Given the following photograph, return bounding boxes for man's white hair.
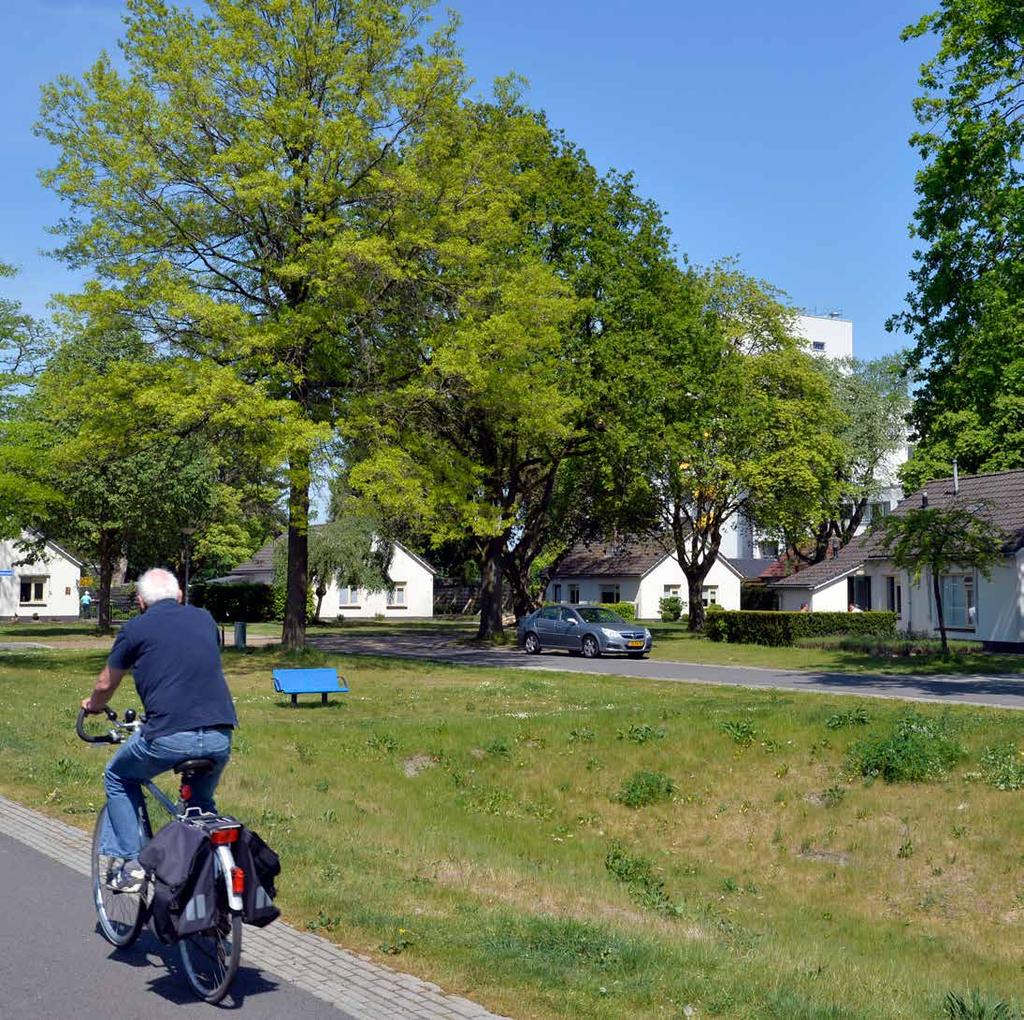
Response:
[136,568,181,607]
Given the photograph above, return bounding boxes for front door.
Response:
[534,606,560,645]
[556,608,581,650]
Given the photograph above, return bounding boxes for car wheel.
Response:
[524,633,541,655]
[581,636,600,659]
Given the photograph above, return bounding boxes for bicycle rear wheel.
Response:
[91,805,146,948]
[179,912,242,1004]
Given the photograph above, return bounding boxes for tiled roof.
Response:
[769,534,872,590]
[730,557,784,580]
[554,537,675,577]
[770,468,1024,590]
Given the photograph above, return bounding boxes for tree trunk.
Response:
[282,453,311,650]
[685,571,706,632]
[477,538,505,640]
[314,582,326,622]
[931,563,948,656]
[506,562,539,621]
[97,529,117,634]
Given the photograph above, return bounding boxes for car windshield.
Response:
[576,607,626,624]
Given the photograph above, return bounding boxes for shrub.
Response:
[826,707,871,730]
[705,610,898,647]
[658,595,682,622]
[848,711,965,783]
[191,581,276,622]
[599,601,636,621]
[614,770,675,808]
[979,744,1024,791]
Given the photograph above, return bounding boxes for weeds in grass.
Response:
[604,843,679,916]
[826,707,871,730]
[943,989,1019,1019]
[484,738,511,758]
[721,719,757,746]
[978,744,1024,791]
[614,770,675,808]
[379,927,414,955]
[568,727,595,744]
[897,839,914,859]
[617,723,666,744]
[821,785,846,808]
[849,711,965,782]
[366,732,399,753]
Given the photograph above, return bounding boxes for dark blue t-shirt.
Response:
[108,599,238,740]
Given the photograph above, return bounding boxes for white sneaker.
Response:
[108,859,146,893]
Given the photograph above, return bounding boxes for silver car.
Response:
[517,604,652,659]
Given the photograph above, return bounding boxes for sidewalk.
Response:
[0,794,508,1020]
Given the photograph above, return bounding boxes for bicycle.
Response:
[76,706,244,1003]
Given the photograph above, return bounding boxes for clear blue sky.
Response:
[2,0,932,359]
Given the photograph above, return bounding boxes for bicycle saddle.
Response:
[173,757,216,777]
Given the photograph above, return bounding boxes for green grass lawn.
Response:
[2,645,1024,1018]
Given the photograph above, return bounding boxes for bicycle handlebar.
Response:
[76,706,120,744]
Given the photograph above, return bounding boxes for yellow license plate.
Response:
[627,640,644,648]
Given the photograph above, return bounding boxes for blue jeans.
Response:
[101,727,232,858]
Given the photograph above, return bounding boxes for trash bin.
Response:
[233,621,247,650]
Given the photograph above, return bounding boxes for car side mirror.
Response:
[567,618,578,626]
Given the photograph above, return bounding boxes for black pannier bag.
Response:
[139,821,217,944]
[234,827,281,927]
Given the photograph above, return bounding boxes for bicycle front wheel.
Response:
[179,912,242,1004]
[91,805,146,948]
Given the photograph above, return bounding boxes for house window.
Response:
[869,501,890,522]
[338,586,361,607]
[885,576,902,618]
[847,575,871,610]
[552,583,562,603]
[388,582,407,608]
[568,584,580,605]
[663,584,680,598]
[940,574,975,629]
[19,577,46,605]
[812,340,826,352]
[701,586,718,606]
[757,540,779,559]
[600,584,620,604]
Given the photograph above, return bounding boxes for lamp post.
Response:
[182,527,197,604]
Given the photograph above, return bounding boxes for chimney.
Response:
[922,490,929,508]
[953,458,959,494]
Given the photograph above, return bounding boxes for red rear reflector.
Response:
[180,784,192,801]
[231,866,245,894]
[211,827,239,845]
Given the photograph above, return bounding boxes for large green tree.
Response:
[37,0,474,647]
[891,2,1024,476]
[8,313,293,630]
[347,118,674,636]
[785,355,910,564]
[639,263,845,631]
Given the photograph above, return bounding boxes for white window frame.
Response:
[884,575,902,618]
[701,585,719,607]
[552,583,562,603]
[338,585,362,608]
[388,582,408,609]
[599,583,620,604]
[663,584,680,598]
[568,583,580,605]
[19,576,47,605]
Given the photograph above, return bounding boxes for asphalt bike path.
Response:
[311,633,1024,711]
[0,796,506,1020]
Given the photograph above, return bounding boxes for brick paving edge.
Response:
[0,793,510,1020]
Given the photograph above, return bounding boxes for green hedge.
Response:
[658,596,683,622]
[705,610,898,647]
[600,601,637,621]
[190,582,276,622]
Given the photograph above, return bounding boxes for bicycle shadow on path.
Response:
[102,926,280,1008]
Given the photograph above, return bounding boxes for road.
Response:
[311,632,1024,710]
[0,830,351,1020]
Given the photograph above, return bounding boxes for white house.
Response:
[769,469,1024,651]
[546,538,742,619]
[226,535,436,619]
[0,532,84,620]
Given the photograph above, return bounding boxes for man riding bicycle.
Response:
[81,568,237,893]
